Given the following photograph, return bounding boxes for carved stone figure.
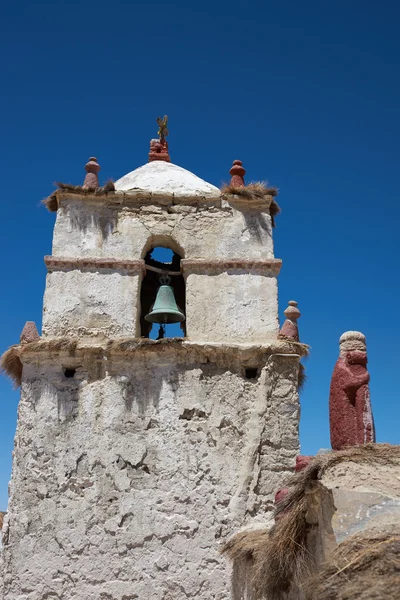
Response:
[329,331,375,450]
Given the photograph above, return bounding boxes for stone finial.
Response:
[148,139,171,163]
[229,160,246,187]
[20,321,40,344]
[295,455,312,472]
[83,157,101,189]
[279,300,301,342]
[329,331,375,450]
[274,487,289,520]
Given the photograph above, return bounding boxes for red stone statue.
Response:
[329,331,375,450]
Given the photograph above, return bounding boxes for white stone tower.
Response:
[1,131,307,599]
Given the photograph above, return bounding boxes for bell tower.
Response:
[1,125,307,599]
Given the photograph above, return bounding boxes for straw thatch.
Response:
[223,492,312,599]
[221,182,281,227]
[43,191,58,212]
[307,526,400,600]
[43,180,116,212]
[298,362,306,392]
[222,444,400,600]
[1,345,23,388]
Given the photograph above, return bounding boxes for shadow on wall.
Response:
[68,203,118,240]
[121,369,181,414]
[243,212,271,245]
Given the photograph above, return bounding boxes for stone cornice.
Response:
[181,258,282,276]
[44,256,282,276]
[56,189,222,208]
[17,337,309,367]
[44,256,145,274]
[221,194,273,210]
[48,189,274,215]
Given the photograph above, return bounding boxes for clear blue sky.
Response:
[1,1,399,509]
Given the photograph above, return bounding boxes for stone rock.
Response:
[321,457,400,543]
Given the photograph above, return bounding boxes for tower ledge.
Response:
[2,337,309,386]
[44,256,282,277]
[43,184,277,213]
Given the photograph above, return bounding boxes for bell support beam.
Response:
[44,256,146,275]
[181,258,282,276]
[45,257,282,277]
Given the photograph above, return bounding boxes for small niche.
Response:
[64,368,76,379]
[245,368,259,380]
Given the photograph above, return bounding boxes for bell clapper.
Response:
[157,324,166,340]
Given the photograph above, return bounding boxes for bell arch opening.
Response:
[140,246,186,339]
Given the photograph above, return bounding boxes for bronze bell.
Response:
[145,275,185,324]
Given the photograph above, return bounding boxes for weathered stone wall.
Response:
[51,198,275,261]
[1,351,300,600]
[42,196,280,343]
[186,273,279,343]
[42,270,140,338]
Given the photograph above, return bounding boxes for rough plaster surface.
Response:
[1,353,300,600]
[41,268,279,343]
[186,273,279,344]
[51,199,275,261]
[43,196,278,341]
[114,161,221,198]
[321,459,400,542]
[42,271,140,338]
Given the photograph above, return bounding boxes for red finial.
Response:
[279,300,301,342]
[295,455,312,472]
[229,160,246,187]
[20,321,40,344]
[83,157,100,189]
[149,116,171,162]
[148,139,171,163]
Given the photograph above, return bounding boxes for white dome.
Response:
[115,161,220,198]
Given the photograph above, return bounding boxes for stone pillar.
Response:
[329,331,375,450]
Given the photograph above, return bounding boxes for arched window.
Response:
[140,246,186,339]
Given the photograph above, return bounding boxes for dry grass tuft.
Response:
[1,346,23,388]
[307,526,400,600]
[269,199,280,228]
[0,511,5,530]
[42,192,58,212]
[221,182,279,198]
[222,444,400,600]
[102,179,116,193]
[56,181,116,195]
[221,182,281,227]
[43,181,116,212]
[223,498,312,599]
[298,362,306,392]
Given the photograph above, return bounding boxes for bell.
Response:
[145,275,185,324]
